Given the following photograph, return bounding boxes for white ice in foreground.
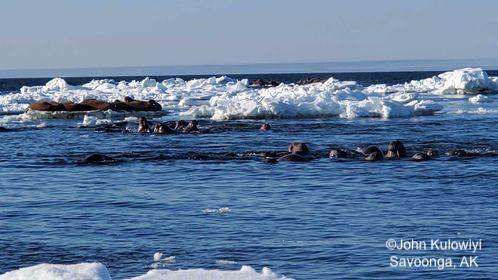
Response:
[0,263,292,280]
[126,266,292,280]
[0,67,495,119]
[0,263,111,280]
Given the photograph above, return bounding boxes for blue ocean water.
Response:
[0,71,497,279]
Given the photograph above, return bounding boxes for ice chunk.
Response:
[469,94,488,104]
[0,263,111,280]
[126,265,293,280]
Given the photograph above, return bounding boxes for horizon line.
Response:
[1,58,498,79]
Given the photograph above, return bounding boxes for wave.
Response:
[0,262,292,280]
[0,68,496,120]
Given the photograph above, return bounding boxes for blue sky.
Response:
[0,0,497,71]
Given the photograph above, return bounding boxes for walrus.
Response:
[127,100,162,111]
[174,120,188,131]
[278,142,312,162]
[79,99,114,111]
[183,120,199,133]
[447,149,472,157]
[62,102,97,112]
[78,154,116,163]
[252,80,279,87]
[153,123,174,134]
[361,146,384,161]
[297,77,325,85]
[138,117,150,133]
[426,148,439,157]
[329,149,349,159]
[260,123,271,131]
[28,101,66,111]
[412,152,431,161]
[385,140,406,159]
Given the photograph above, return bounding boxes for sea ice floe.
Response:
[0,262,111,280]
[127,265,292,280]
[0,68,495,120]
[0,263,292,280]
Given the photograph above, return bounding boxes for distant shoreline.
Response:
[1,59,498,79]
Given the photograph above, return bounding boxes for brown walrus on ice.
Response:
[28,97,162,112]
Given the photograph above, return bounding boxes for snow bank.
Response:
[0,263,111,280]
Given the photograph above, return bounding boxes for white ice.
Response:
[126,266,293,280]
[0,263,111,280]
[1,68,496,120]
[0,263,292,280]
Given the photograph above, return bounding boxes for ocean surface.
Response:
[0,70,497,279]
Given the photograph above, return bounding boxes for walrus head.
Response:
[288,142,310,155]
[412,152,431,161]
[124,96,134,103]
[362,146,384,161]
[386,140,406,159]
[426,148,439,157]
[365,151,384,161]
[183,120,199,133]
[260,123,271,131]
[174,120,188,130]
[329,149,348,159]
[138,117,149,133]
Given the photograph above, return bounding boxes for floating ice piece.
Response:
[369,68,498,94]
[469,94,488,104]
[216,260,239,265]
[126,265,293,280]
[203,207,231,214]
[0,262,111,280]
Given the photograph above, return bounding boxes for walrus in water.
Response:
[0,127,9,132]
[385,140,406,159]
[138,117,150,133]
[412,152,431,161]
[329,149,350,159]
[260,123,271,131]
[153,122,174,134]
[361,146,384,161]
[78,154,116,163]
[278,142,312,161]
[174,120,188,131]
[447,149,473,157]
[426,148,439,157]
[183,120,199,133]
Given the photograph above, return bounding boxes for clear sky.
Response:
[0,0,497,71]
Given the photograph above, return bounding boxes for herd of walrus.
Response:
[27,97,162,112]
[0,96,494,164]
[73,116,492,164]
